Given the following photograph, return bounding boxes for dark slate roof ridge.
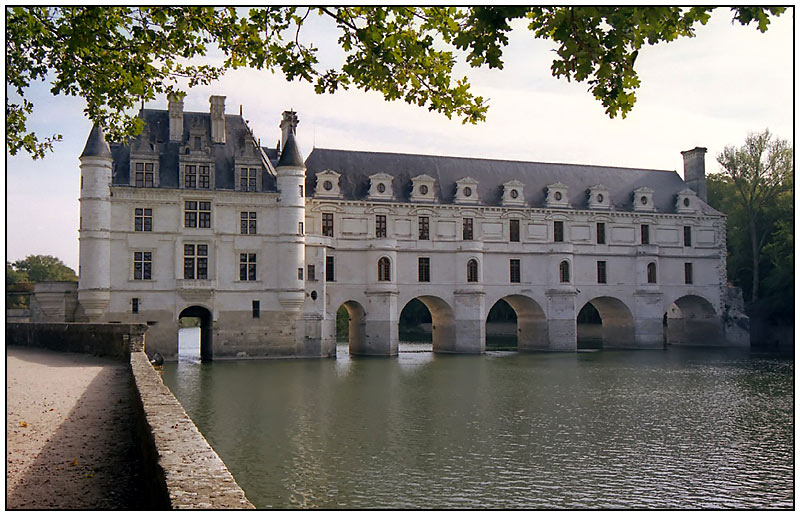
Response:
[308,147,677,175]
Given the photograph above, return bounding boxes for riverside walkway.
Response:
[6,346,146,509]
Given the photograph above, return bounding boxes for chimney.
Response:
[209,95,226,144]
[681,146,708,201]
[168,94,184,141]
[279,110,299,155]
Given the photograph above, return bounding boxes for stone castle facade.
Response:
[76,95,748,360]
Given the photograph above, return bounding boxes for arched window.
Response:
[378,257,391,282]
[467,259,479,283]
[647,262,657,284]
[559,260,570,283]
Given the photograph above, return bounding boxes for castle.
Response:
[76,95,748,360]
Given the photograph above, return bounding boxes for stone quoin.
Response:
[76,95,748,360]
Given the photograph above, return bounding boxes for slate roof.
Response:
[305,148,721,215]
[276,132,304,168]
[110,109,277,191]
[80,125,112,159]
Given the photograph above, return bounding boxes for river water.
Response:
[161,344,793,509]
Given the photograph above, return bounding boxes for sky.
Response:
[4,8,794,271]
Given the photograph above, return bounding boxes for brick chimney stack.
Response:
[168,94,184,141]
[210,95,226,144]
[681,146,708,201]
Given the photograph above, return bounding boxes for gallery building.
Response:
[76,95,748,360]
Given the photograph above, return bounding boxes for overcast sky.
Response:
[4,8,794,271]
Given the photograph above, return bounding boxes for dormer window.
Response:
[411,174,436,202]
[587,184,610,210]
[368,173,394,200]
[675,188,698,214]
[455,177,479,204]
[502,180,525,206]
[546,182,569,208]
[315,170,342,198]
[633,187,655,212]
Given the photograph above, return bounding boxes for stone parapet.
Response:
[5,322,147,362]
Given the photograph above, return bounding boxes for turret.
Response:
[77,125,113,320]
[276,121,307,311]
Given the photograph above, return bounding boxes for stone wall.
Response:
[5,322,147,361]
[128,349,254,509]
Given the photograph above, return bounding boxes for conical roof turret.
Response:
[276,131,304,168]
[80,124,112,159]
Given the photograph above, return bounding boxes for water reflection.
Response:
[161,345,793,509]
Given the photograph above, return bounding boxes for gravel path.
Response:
[6,347,146,509]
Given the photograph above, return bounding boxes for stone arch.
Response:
[486,294,548,351]
[399,295,456,353]
[577,296,635,349]
[335,300,368,355]
[665,295,722,346]
[178,305,213,361]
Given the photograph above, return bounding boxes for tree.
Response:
[6,6,785,158]
[713,130,793,302]
[11,255,78,283]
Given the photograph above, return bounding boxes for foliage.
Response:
[6,6,785,158]
[9,255,78,283]
[713,129,793,304]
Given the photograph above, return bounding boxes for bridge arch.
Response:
[399,295,456,353]
[485,294,548,351]
[577,296,635,349]
[178,305,213,361]
[334,300,368,355]
[665,295,722,346]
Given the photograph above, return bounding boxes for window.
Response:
[596,222,606,244]
[135,162,154,187]
[647,262,657,284]
[183,244,208,279]
[240,212,256,235]
[467,259,479,283]
[133,251,152,280]
[240,167,258,192]
[684,226,692,247]
[298,222,304,235]
[419,216,429,240]
[684,263,693,284]
[322,213,334,237]
[298,267,304,280]
[185,165,210,189]
[307,264,316,281]
[463,218,473,240]
[554,221,564,242]
[326,256,335,281]
[559,260,570,283]
[510,259,521,283]
[418,257,430,282]
[194,136,202,150]
[184,165,197,189]
[378,257,391,281]
[252,300,260,318]
[239,253,257,281]
[134,208,152,232]
[131,298,140,314]
[510,219,520,242]
[185,201,211,228]
[641,224,650,245]
[198,165,210,189]
[299,185,304,197]
[597,261,607,284]
[376,215,387,238]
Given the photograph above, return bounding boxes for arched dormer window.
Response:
[647,262,657,284]
[559,260,570,283]
[378,257,391,282]
[467,259,479,283]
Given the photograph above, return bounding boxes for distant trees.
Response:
[6,255,77,308]
[707,130,793,324]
